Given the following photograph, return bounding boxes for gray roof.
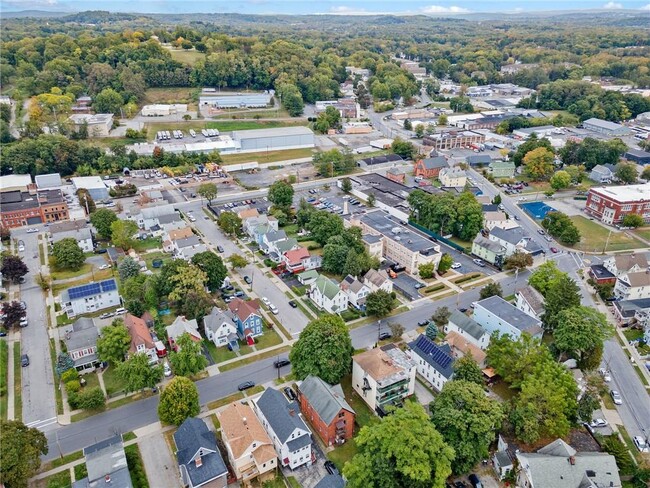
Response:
[408,335,455,380]
[174,418,227,487]
[287,434,312,452]
[232,126,314,140]
[591,164,613,176]
[52,227,92,244]
[612,298,650,319]
[298,376,355,426]
[583,117,627,131]
[175,235,201,248]
[448,310,487,341]
[255,388,310,444]
[420,156,448,169]
[494,450,513,468]
[157,213,182,225]
[590,264,615,280]
[265,229,287,243]
[467,154,492,165]
[517,285,545,314]
[275,238,298,254]
[203,307,235,334]
[363,234,382,245]
[474,235,506,254]
[314,475,346,488]
[341,275,366,294]
[476,295,543,335]
[74,435,132,488]
[48,220,88,234]
[358,210,438,255]
[490,227,543,254]
[64,318,99,352]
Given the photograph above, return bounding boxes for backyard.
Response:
[568,216,646,252]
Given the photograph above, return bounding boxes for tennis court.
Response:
[520,201,556,220]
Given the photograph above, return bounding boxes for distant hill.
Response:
[1,10,71,18]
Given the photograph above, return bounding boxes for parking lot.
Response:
[235,161,317,189]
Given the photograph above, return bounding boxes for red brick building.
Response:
[385,168,406,184]
[585,184,650,225]
[297,375,355,447]
[0,190,69,229]
[413,156,448,179]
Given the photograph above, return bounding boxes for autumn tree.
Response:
[227,254,248,269]
[550,170,571,190]
[157,376,200,426]
[523,147,554,180]
[622,214,645,228]
[1,301,26,329]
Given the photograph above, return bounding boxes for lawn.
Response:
[0,341,7,420]
[74,463,88,481]
[142,251,170,271]
[204,341,238,364]
[569,216,646,252]
[221,147,315,165]
[340,374,379,430]
[102,366,127,396]
[40,449,83,472]
[328,438,358,472]
[38,470,71,488]
[13,342,21,421]
[623,329,644,342]
[49,262,93,281]
[633,227,650,241]
[169,49,206,66]
[143,87,198,105]
[132,237,163,252]
[206,391,244,410]
[49,339,64,415]
[212,107,290,119]
[219,346,291,372]
[206,120,307,131]
[253,327,283,350]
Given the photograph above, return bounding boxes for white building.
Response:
[406,334,455,392]
[484,211,519,231]
[137,204,180,230]
[339,275,370,310]
[604,253,648,279]
[203,307,238,349]
[71,176,109,202]
[363,269,393,294]
[515,285,546,320]
[51,226,94,253]
[35,173,63,189]
[68,113,114,137]
[252,388,313,470]
[309,275,348,314]
[438,167,467,188]
[60,279,121,318]
[352,344,417,414]
[614,271,650,300]
[473,295,543,339]
[141,104,187,116]
[445,310,491,350]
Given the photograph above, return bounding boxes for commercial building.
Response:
[199,90,272,109]
[352,344,417,415]
[71,176,110,202]
[585,183,650,225]
[344,173,412,222]
[413,156,448,179]
[60,279,121,318]
[512,125,558,139]
[315,99,361,119]
[0,189,69,229]
[423,130,485,150]
[0,174,32,192]
[625,148,650,164]
[473,295,543,339]
[231,126,315,152]
[141,104,188,116]
[68,113,113,137]
[489,160,516,178]
[35,173,63,189]
[582,117,632,137]
[343,122,372,134]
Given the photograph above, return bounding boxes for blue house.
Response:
[228,298,263,345]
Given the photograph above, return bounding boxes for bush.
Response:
[77,387,106,410]
[65,380,81,393]
[307,244,320,250]
[423,284,445,294]
[454,273,481,284]
[61,368,79,383]
[68,392,80,409]
[125,445,150,488]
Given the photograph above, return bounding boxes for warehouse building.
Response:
[583,118,632,137]
[199,90,272,109]
[0,174,32,193]
[141,104,188,116]
[624,148,650,165]
[68,114,114,137]
[35,173,63,189]
[231,126,315,152]
[71,176,109,202]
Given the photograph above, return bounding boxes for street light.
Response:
[377,319,382,345]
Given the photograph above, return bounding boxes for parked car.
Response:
[633,435,649,453]
[261,297,270,306]
[273,359,290,368]
[288,300,298,308]
[19,301,26,310]
[19,319,28,328]
[417,320,429,326]
[454,482,467,488]
[243,275,252,284]
[550,247,558,253]
[269,304,279,315]
[610,390,623,405]
[99,312,115,319]
[163,362,172,377]
[324,461,340,476]
[451,262,462,269]
[0,328,6,337]
[283,386,297,401]
[468,474,483,488]
[216,245,225,253]
[459,308,468,313]
[379,332,392,340]
[21,354,29,367]
[472,259,486,267]
[589,418,608,428]
[537,229,546,235]
[26,228,39,234]
[115,308,127,315]
[237,381,255,391]
[99,264,111,270]
[599,368,611,382]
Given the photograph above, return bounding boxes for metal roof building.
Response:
[231,126,315,152]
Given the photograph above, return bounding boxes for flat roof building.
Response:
[583,118,632,137]
[1,189,69,228]
[71,176,109,202]
[35,173,63,189]
[0,174,32,193]
[199,90,272,109]
[585,183,650,225]
[231,126,315,152]
[68,113,113,137]
[141,104,188,116]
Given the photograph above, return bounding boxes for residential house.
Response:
[244,215,278,242]
[297,375,355,446]
[251,388,313,470]
[72,435,132,488]
[445,332,487,367]
[261,230,288,254]
[489,160,516,178]
[438,167,467,188]
[471,235,507,267]
[282,247,321,274]
[60,279,121,318]
[493,437,515,481]
[203,307,239,350]
[174,235,208,261]
[309,275,349,314]
[237,207,259,220]
[166,316,202,352]
[515,285,546,320]
[271,239,299,262]
[467,154,492,167]
[137,204,179,230]
[413,156,448,179]
[484,211,518,231]
[163,227,194,253]
[515,438,621,488]
[489,226,544,258]
[228,298,263,342]
[157,213,187,235]
[363,269,393,294]
[352,344,417,415]
[445,310,491,350]
[63,318,100,372]
[50,225,94,253]
[174,418,228,488]
[604,253,648,279]
[614,271,650,300]
[340,275,370,310]
[217,402,277,484]
[124,314,157,364]
[611,298,650,327]
[473,295,543,339]
[407,335,455,392]
[589,164,614,183]
[588,264,617,286]
[296,269,319,286]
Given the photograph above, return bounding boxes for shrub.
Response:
[65,380,81,393]
[61,368,79,383]
[77,387,106,410]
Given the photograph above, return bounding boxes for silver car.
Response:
[610,390,623,405]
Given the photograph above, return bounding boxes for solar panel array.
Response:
[67,279,117,300]
[415,335,453,369]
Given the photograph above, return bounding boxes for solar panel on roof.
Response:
[100,279,117,292]
[416,336,453,368]
[67,279,116,300]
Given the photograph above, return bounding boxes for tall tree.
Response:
[267,180,294,212]
[344,402,454,488]
[52,238,85,271]
[542,274,581,332]
[307,211,345,246]
[437,254,454,274]
[117,353,163,393]
[479,282,503,299]
[554,306,613,367]
[503,251,533,271]
[1,301,26,329]
[90,208,118,240]
[528,261,564,296]
[523,147,555,180]
[0,255,28,283]
[110,220,138,250]
[97,320,131,365]
[227,254,248,269]
[0,420,48,488]
[118,256,140,281]
[550,170,571,190]
[431,306,451,328]
[365,290,395,318]
[431,380,504,474]
[289,315,353,384]
[191,252,227,292]
[168,265,208,303]
[217,211,242,236]
[93,88,124,115]
[157,376,200,426]
[614,162,638,184]
[452,356,483,385]
[168,333,208,377]
[196,182,218,204]
[76,189,96,214]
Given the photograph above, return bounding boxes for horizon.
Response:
[2,0,650,15]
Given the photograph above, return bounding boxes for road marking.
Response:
[26,417,58,430]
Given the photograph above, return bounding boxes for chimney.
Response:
[105,474,111,483]
[569,456,576,466]
[195,456,203,468]
[243,417,247,426]
[289,408,295,417]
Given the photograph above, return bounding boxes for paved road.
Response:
[13,226,57,429]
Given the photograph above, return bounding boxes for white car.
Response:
[451,262,462,269]
[26,228,39,234]
[99,264,111,270]
[18,245,25,252]
[610,390,623,405]
[589,418,608,428]
[163,362,172,377]
[261,297,270,306]
[599,368,611,382]
[633,436,649,453]
[269,304,279,315]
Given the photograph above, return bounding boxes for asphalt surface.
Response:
[13,226,58,429]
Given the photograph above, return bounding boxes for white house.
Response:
[515,285,546,320]
[604,253,648,279]
[445,310,491,349]
[252,388,313,470]
[60,279,121,318]
[438,167,467,188]
[137,204,179,230]
[589,164,614,183]
[166,316,202,351]
[484,211,519,231]
[173,236,208,261]
[473,295,543,339]
[406,334,455,392]
[363,269,394,294]
[488,226,544,258]
[339,275,370,310]
[614,271,650,300]
[203,307,238,349]
[309,275,348,314]
[50,225,94,253]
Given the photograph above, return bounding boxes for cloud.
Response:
[603,1,623,8]
[640,3,650,9]
[421,5,470,14]
[330,5,367,13]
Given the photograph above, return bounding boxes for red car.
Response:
[550,247,558,253]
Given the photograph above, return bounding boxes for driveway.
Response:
[281,440,329,488]
[138,433,180,488]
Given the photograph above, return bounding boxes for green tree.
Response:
[367,193,376,207]
[0,420,48,488]
[118,256,140,282]
[453,192,484,241]
[1,255,28,283]
[542,211,581,245]
[365,290,395,318]
[192,251,227,292]
[431,306,451,328]
[76,387,106,410]
[486,333,547,388]
[425,321,439,340]
[431,380,503,474]
[554,306,613,367]
[97,320,131,365]
[343,402,454,488]
[342,250,362,277]
[217,211,242,236]
[452,356,484,385]
[622,214,645,228]
[550,170,571,190]
[52,238,85,271]
[414,124,425,138]
[479,282,503,299]
[157,376,200,426]
[93,88,124,115]
[503,251,533,271]
[438,114,448,126]
[437,254,454,274]
[168,264,208,303]
[418,262,435,279]
[615,162,638,184]
[528,261,564,296]
[110,220,138,250]
[117,353,163,393]
[268,180,294,212]
[90,208,118,240]
[197,182,218,204]
[492,193,502,205]
[389,322,405,338]
[227,254,248,269]
[577,390,600,422]
[641,166,650,180]
[169,333,208,377]
[403,118,413,130]
[307,211,345,246]
[542,274,581,332]
[512,135,554,166]
[289,315,353,384]
[523,147,555,180]
[341,177,352,193]
[391,137,416,159]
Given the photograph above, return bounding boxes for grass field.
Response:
[569,216,646,252]
[102,366,127,396]
[143,87,198,105]
[633,227,650,241]
[0,341,7,420]
[168,49,206,66]
[222,147,315,165]
[13,342,21,421]
[211,107,291,119]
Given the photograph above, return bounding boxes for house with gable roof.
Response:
[406,334,455,392]
[604,253,648,278]
[473,295,543,339]
[60,278,121,318]
[363,268,393,294]
[203,306,238,350]
[309,275,348,314]
[515,285,546,320]
[63,318,101,372]
[228,298,263,343]
[413,156,448,178]
[174,418,228,488]
[72,435,132,488]
[124,313,157,363]
[445,310,491,349]
[282,247,322,274]
[339,274,370,310]
[166,316,202,352]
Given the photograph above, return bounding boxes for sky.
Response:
[2,0,650,14]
